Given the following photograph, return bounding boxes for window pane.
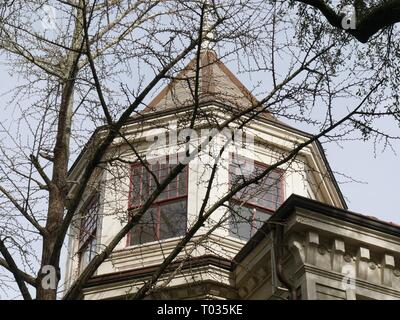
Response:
[168,176,178,199]
[252,179,281,210]
[141,168,149,202]
[79,237,96,271]
[254,209,271,230]
[178,168,187,195]
[80,195,99,246]
[79,247,90,271]
[129,156,189,245]
[131,208,157,245]
[158,163,168,200]
[130,172,141,206]
[229,203,254,241]
[89,237,97,260]
[159,200,187,239]
[130,156,188,207]
[230,157,283,211]
[168,163,182,199]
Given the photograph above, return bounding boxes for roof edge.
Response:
[233,194,400,266]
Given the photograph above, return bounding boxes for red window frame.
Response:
[228,154,284,238]
[127,154,189,246]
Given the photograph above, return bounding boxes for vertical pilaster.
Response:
[331,239,345,272]
[357,247,370,280]
[306,231,319,265]
[382,254,395,286]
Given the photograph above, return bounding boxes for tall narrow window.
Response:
[229,155,284,241]
[128,155,188,245]
[78,194,99,271]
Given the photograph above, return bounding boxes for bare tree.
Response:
[0,0,399,300]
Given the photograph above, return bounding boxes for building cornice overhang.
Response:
[233,194,400,266]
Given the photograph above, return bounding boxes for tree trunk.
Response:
[36,4,83,300]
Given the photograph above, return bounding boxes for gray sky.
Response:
[326,137,400,223]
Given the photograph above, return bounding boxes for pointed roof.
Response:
[143,50,265,115]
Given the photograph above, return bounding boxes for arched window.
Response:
[128,155,188,245]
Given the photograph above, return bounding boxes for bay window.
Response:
[229,155,283,241]
[128,155,188,245]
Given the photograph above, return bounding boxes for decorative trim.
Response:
[85,255,232,288]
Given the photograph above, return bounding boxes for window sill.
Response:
[124,235,184,251]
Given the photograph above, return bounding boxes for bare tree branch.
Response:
[0,185,45,235]
[0,238,33,300]
[0,257,37,288]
